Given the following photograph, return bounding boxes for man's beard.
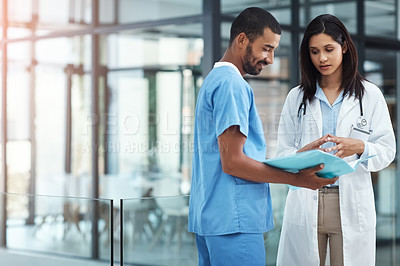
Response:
[243,44,268,75]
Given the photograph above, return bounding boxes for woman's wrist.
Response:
[357,139,365,156]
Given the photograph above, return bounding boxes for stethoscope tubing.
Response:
[295,99,365,148]
[297,99,363,118]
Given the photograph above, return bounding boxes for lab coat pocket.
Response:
[349,126,370,142]
[355,189,376,232]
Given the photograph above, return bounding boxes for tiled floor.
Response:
[0,249,112,266]
[3,244,399,266]
[2,219,399,266]
[4,217,197,266]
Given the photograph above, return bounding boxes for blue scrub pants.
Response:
[195,233,265,266]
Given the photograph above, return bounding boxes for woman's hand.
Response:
[297,134,330,153]
[323,134,365,158]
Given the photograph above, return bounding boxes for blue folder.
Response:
[264,149,374,179]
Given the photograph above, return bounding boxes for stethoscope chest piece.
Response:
[357,116,367,128]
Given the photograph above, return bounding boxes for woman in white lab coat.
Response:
[276,14,395,266]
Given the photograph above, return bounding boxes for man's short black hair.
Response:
[229,7,281,46]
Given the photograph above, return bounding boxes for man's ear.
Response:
[236,33,248,48]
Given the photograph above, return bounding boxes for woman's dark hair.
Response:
[229,7,281,46]
[299,14,365,103]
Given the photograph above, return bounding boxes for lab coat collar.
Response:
[309,94,358,136]
[311,82,358,135]
[337,94,359,128]
[308,97,323,137]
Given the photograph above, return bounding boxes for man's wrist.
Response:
[286,172,297,186]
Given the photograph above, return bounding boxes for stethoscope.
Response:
[295,99,366,149]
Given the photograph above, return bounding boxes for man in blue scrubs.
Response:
[188,7,337,266]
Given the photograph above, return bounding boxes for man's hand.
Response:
[217,126,339,186]
[323,134,365,158]
[297,135,330,153]
[293,164,339,190]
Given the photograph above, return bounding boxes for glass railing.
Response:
[119,183,289,266]
[264,184,288,266]
[120,195,196,266]
[0,176,398,266]
[1,192,114,266]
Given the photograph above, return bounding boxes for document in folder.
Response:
[264,149,375,179]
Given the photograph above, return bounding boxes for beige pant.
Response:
[318,188,344,266]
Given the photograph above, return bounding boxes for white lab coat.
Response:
[276,81,396,266]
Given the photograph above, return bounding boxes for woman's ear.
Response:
[342,41,348,54]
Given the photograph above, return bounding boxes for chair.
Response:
[149,177,190,251]
[62,201,87,240]
[124,188,158,247]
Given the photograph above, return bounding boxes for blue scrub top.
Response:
[188,63,273,236]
